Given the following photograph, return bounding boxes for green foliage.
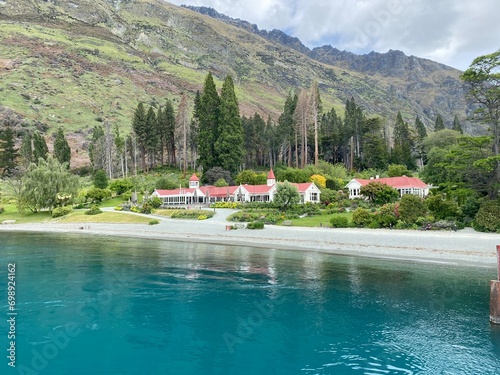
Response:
[387,164,411,177]
[197,72,220,172]
[21,156,79,212]
[140,202,152,214]
[32,132,48,162]
[247,221,264,229]
[352,208,373,227]
[374,203,399,228]
[274,181,300,211]
[228,211,262,222]
[52,206,73,218]
[391,112,416,170]
[215,75,245,173]
[473,199,500,232]
[214,178,229,187]
[329,216,349,228]
[276,167,310,183]
[398,194,427,224]
[211,201,242,209]
[85,205,102,215]
[53,127,71,167]
[434,114,445,131]
[155,175,181,190]
[0,123,18,176]
[235,170,267,185]
[148,196,163,209]
[425,194,460,220]
[319,188,339,205]
[360,182,399,204]
[85,187,111,203]
[149,219,160,225]
[171,210,215,219]
[93,169,108,189]
[108,178,134,195]
[197,214,208,220]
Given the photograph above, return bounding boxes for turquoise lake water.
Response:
[1,232,500,374]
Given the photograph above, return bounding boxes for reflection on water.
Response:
[0,232,498,375]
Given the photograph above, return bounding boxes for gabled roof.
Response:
[242,184,275,194]
[267,169,275,179]
[352,176,428,189]
[199,186,238,198]
[293,182,319,192]
[189,173,199,181]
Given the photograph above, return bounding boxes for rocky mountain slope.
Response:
[0,0,472,167]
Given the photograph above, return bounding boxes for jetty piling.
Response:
[490,245,500,324]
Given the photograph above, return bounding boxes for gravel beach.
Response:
[2,208,500,268]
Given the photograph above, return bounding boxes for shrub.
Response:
[329,216,349,228]
[140,202,153,214]
[171,210,215,219]
[148,196,163,209]
[0,207,4,214]
[425,194,460,220]
[108,179,134,195]
[211,201,242,209]
[85,205,102,215]
[85,187,111,203]
[93,169,108,189]
[214,178,229,187]
[474,200,500,232]
[398,195,427,224]
[114,206,123,211]
[197,215,208,220]
[148,219,160,225]
[247,221,264,229]
[52,206,73,218]
[352,208,373,227]
[374,203,399,228]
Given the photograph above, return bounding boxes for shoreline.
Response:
[2,208,499,268]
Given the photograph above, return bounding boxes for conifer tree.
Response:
[434,114,445,131]
[132,102,147,171]
[145,105,158,169]
[391,112,416,170]
[361,117,388,170]
[277,93,297,167]
[415,116,427,140]
[32,132,49,162]
[19,131,33,168]
[452,115,463,133]
[215,75,245,174]
[53,127,71,167]
[0,122,18,176]
[162,100,176,166]
[176,93,190,177]
[197,72,220,172]
[88,125,105,171]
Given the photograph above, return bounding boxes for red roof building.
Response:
[345,176,430,199]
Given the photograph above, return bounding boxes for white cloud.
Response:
[167,0,499,70]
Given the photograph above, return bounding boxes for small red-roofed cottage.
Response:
[151,169,321,206]
[345,176,430,199]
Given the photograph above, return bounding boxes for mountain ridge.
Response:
[0,0,473,155]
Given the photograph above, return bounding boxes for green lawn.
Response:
[286,212,353,228]
[0,204,53,223]
[57,211,153,224]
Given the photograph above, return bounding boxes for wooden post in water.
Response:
[490,245,500,324]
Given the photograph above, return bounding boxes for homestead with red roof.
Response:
[151,170,321,206]
[345,176,430,199]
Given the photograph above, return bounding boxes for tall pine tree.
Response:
[32,132,49,162]
[197,72,220,172]
[452,115,463,133]
[19,131,33,168]
[434,114,445,131]
[391,112,416,170]
[215,75,245,174]
[0,122,18,176]
[53,127,71,167]
[132,102,147,172]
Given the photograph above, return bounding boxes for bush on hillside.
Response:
[52,206,73,218]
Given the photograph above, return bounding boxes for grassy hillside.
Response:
[0,0,470,166]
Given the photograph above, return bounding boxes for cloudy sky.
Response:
[167,0,499,71]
